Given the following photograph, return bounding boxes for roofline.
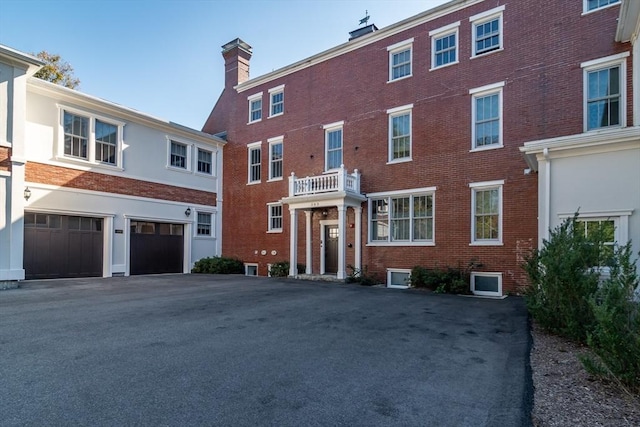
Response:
[615,0,640,42]
[0,44,44,74]
[28,77,225,147]
[235,0,483,93]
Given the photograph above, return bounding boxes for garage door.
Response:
[130,221,183,275]
[24,213,103,280]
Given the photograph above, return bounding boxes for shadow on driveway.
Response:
[1,275,532,426]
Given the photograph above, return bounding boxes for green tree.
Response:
[32,51,80,89]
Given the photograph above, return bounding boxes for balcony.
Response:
[288,165,361,198]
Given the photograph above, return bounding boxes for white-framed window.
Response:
[247,141,261,184]
[581,53,628,131]
[430,22,460,70]
[368,187,435,246]
[267,203,283,233]
[197,148,213,175]
[196,212,213,237]
[470,272,502,296]
[470,82,504,151]
[387,104,413,163]
[248,92,263,124]
[387,38,413,82]
[59,108,124,168]
[470,6,504,57]
[268,136,283,181]
[583,0,620,13]
[324,121,344,171]
[169,140,189,170]
[245,263,258,276]
[470,180,503,245]
[269,85,285,117]
[387,268,411,289]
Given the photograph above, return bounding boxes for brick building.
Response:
[203,0,638,295]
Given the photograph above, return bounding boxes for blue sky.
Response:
[0,0,449,130]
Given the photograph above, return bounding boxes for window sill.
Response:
[469,241,503,246]
[584,124,624,133]
[246,181,261,186]
[56,155,124,172]
[429,61,459,71]
[267,177,284,183]
[469,144,503,153]
[581,3,620,16]
[268,113,284,119]
[386,157,412,165]
[166,165,193,174]
[247,119,262,125]
[470,48,504,60]
[194,235,215,240]
[267,230,283,234]
[387,74,413,84]
[367,241,435,247]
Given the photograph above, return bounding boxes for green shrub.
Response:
[580,243,640,392]
[346,265,379,286]
[411,263,476,294]
[191,256,244,274]
[268,261,305,277]
[523,214,603,342]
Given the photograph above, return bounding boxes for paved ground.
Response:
[0,275,532,426]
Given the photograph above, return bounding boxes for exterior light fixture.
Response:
[24,187,31,201]
[322,210,328,216]
[185,207,191,217]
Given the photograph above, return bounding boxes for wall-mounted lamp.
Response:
[24,187,31,201]
[322,210,328,216]
[185,207,191,217]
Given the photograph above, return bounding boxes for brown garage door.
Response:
[130,221,183,275]
[24,213,103,280]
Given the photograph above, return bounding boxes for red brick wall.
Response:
[0,147,10,172]
[26,162,217,206]
[204,0,630,293]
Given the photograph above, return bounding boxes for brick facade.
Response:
[204,0,631,293]
[26,162,216,206]
[0,147,10,172]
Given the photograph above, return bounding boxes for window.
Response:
[470,82,504,150]
[61,109,123,167]
[470,180,503,245]
[269,85,284,117]
[248,92,262,123]
[470,6,504,57]
[387,269,411,289]
[268,203,283,232]
[387,38,413,81]
[369,188,435,245]
[582,53,628,131]
[170,141,188,169]
[430,22,460,69]
[63,112,89,159]
[95,119,117,165]
[471,272,502,296]
[576,219,616,263]
[268,137,283,180]
[245,263,258,276]
[247,142,261,184]
[197,148,213,175]
[324,121,344,171]
[387,105,412,162]
[197,212,212,236]
[584,0,620,13]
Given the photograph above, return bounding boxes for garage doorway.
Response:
[23,213,103,280]
[130,221,184,275]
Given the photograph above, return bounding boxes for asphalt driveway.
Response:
[0,275,532,426]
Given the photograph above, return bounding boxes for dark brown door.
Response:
[130,221,183,275]
[324,225,339,274]
[24,213,103,280]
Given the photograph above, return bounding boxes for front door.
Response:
[324,225,339,274]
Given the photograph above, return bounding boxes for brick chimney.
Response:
[222,38,252,89]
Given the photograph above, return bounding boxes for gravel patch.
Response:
[530,322,640,427]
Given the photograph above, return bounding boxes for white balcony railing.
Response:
[288,164,361,197]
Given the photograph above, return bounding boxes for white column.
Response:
[289,208,298,276]
[354,206,362,272]
[337,205,346,279]
[304,210,312,274]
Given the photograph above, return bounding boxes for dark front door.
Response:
[130,221,183,275]
[24,213,103,280]
[324,225,339,274]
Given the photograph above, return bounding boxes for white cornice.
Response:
[616,0,640,42]
[27,78,225,148]
[520,127,640,154]
[235,0,484,93]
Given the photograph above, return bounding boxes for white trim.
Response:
[386,104,414,114]
[268,137,284,181]
[324,123,344,172]
[268,86,285,118]
[469,179,505,188]
[244,263,259,276]
[470,83,504,151]
[470,6,504,58]
[267,202,283,233]
[367,186,437,198]
[469,5,505,22]
[388,40,413,82]
[387,268,411,289]
[429,20,460,36]
[167,138,192,172]
[469,81,505,94]
[582,0,621,15]
[430,23,460,70]
[267,84,285,93]
[320,219,339,275]
[323,120,344,130]
[387,105,413,163]
[368,190,435,245]
[194,210,215,238]
[558,209,633,218]
[247,92,263,124]
[247,142,262,184]
[246,141,262,148]
[470,272,502,296]
[386,38,415,51]
[581,53,628,131]
[580,51,629,69]
[470,181,504,245]
[194,146,215,177]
